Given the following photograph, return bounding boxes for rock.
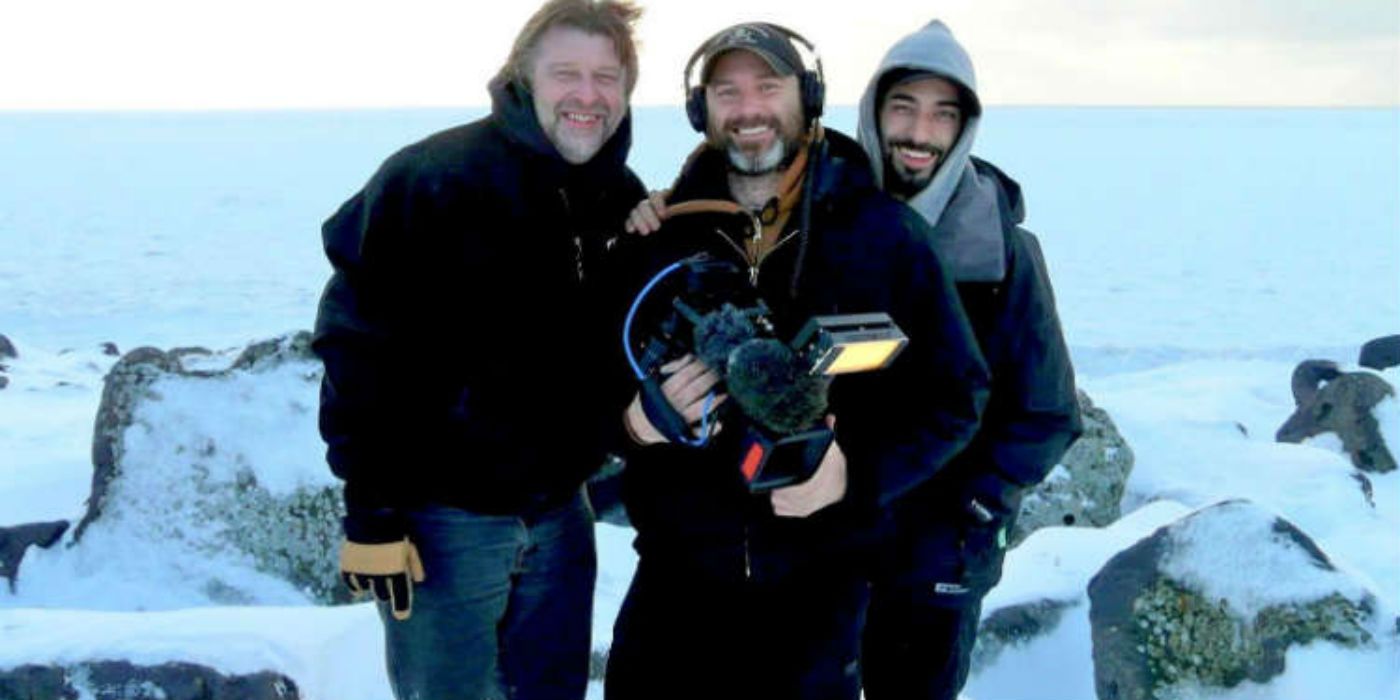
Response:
[1011,390,1134,546]
[0,520,69,592]
[971,597,1078,674]
[74,347,182,542]
[1276,364,1396,473]
[72,332,346,604]
[100,341,120,356]
[0,375,7,390]
[231,331,314,371]
[1088,500,1378,700]
[0,333,16,359]
[1352,471,1375,508]
[1359,334,1400,371]
[1289,359,1342,406]
[0,661,299,700]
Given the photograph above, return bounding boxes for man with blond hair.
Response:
[312,1,646,698]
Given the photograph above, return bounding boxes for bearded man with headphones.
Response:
[605,22,990,700]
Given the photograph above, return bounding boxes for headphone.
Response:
[683,22,826,133]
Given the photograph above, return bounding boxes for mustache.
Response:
[556,99,610,116]
[721,116,781,133]
[886,139,946,160]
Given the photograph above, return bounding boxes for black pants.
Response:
[861,581,983,700]
[606,560,867,700]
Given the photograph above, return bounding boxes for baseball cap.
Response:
[698,23,806,83]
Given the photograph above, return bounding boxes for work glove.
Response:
[340,509,426,621]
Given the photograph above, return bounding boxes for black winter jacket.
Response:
[313,77,646,522]
[614,131,990,583]
[887,158,1083,594]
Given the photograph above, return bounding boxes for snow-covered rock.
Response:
[1011,389,1134,546]
[61,331,343,606]
[1088,500,1381,700]
[1276,361,1396,473]
[0,661,299,700]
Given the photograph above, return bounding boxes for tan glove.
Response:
[339,537,426,621]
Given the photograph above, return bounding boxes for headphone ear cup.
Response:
[686,86,708,133]
[800,71,825,123]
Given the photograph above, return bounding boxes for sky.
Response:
[1,0,1397,110]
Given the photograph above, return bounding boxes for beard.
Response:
[882,138,947,200]
[538,98,621,165]
[711,115,803,176]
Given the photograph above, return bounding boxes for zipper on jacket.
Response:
[743,522,752,580]
[558,188,585,283]
[708,212,803,287]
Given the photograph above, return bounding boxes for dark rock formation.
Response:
[970,597,1078,673]
[1276,363,1395,473]
[0,520,69,592]
[0,661,299,700]
[1359,334,1400,371]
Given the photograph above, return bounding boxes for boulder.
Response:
[0,520,69,592]
[0,333,16,359]
[70,331,347,604]
[1011,390,1134,546]
[1276,362,1396,473]
[1088,500,1378,700]
[970,596,1078,674]
[0,661,299,700]
[1359,334,1400,371]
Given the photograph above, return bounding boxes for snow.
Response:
[1,106,1397,699]
[1160,501,1372,619]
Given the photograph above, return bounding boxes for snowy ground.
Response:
[1,106,1397,699]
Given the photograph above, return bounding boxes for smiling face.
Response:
[878,75,964,200]
[703,49,805,175]
[529,25,627,164]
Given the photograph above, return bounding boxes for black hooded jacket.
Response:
[313,78,646,522]
[889,158,1083,592]
[613,130,990,582]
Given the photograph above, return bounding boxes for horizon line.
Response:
[1,102,1397,115]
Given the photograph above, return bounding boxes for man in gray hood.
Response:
[855,20,1084,700]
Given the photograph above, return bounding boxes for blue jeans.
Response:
[379,491,597,700]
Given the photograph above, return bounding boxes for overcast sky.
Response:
[2,0,1396,110]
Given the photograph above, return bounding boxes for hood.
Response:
[487,73,634,183]
[857,20,1007,282]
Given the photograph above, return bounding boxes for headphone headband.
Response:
[682,22,826,132]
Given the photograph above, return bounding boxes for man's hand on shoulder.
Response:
[623,190,670,236]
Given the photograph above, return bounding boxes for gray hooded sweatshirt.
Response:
[857,20,1006,282]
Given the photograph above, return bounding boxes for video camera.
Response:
[624,254,908,492]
